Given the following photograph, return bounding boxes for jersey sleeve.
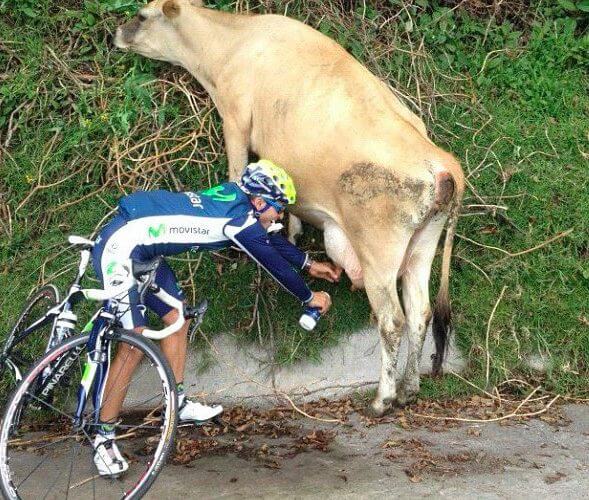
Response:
[223,215,313,304]
[267,232,309,269]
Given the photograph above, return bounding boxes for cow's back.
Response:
[238,14,437,177]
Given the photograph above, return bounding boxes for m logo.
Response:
[105,261,118,275]
[148,224,166,238]
[201,185,236,202]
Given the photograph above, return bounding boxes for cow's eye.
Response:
[138,13,147,22]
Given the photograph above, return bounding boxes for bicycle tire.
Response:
[0,284,60,382]
[0,331,178,500]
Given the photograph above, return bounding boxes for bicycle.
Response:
[0,236,208,499]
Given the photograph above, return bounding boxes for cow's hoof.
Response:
[368,398,391,417]
[395,390,417,407]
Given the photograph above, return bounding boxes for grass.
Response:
[0,0,588,398]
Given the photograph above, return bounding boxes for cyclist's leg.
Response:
[98,288,147,425]
[92,220,147,425]
[142,261,222,422]
[143,259,189,384]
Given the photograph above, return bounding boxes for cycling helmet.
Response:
[239,159,297,205]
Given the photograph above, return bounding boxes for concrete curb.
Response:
[180,325,465,406]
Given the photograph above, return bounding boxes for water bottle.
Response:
[52,310,78,346]
[299,306,321,331]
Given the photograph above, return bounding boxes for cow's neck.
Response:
[178,8,247,96]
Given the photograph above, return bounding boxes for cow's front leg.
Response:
[223,118,250,181]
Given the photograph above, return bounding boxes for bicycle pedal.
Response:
[178,416,222,428]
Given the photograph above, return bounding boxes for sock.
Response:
[177,382,186,407]
[98,422,116,438]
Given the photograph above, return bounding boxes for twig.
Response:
[197,329,343,424]
[3,101,27,148]
[456,233,511,255]
[490,229,573,264]
[69,475,101,490]
[457,229,573,260]
[448,370,499,401]
[279,391,341,423]
[412,394,560,424]
[485,285,507,387]
[455,255,492,284]
[544,127,559,158]
[463,177,523,232]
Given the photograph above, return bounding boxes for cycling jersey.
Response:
[92,182,312,328]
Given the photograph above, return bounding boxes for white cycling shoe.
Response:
[179,400,223,424]
[93,433,129,477]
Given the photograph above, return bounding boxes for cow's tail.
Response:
[431,184,461,377]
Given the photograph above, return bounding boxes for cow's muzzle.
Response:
[113,18,141,49]
[113,27,128,49]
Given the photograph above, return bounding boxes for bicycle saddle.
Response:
[132,257,162,279]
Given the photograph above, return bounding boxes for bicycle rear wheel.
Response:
[0,285,60,384]
[0,331,178,500]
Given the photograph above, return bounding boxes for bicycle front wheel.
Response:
[0,285,60,384]
[0,331,178,500]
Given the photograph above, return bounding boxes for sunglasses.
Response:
[263,198,286,214]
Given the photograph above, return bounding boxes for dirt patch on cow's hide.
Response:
[338,162,426,202]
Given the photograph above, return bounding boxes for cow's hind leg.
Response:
[397,213,448,404]
[362,229,413,416]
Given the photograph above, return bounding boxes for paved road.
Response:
[146,404,589,499]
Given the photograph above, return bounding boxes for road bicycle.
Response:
[0,236,208,499]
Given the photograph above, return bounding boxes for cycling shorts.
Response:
[92,215,185,329]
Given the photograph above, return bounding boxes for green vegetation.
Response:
[1,1,587,397]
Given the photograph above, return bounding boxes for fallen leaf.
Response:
[544,472,566,484]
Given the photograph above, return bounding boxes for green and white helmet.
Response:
[239,160,297,205]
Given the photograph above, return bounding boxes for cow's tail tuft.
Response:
[431,188,461,377]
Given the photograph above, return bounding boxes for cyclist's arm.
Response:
[267,232,309,270]
[223,215,313,304]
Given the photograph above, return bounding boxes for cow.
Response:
[114,0,465,416]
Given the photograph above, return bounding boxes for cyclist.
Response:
[91,159,340,476]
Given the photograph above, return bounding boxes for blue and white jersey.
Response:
[95,182,312,304]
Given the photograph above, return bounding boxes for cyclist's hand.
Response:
[308,261,342,283]
[308,291,332,314]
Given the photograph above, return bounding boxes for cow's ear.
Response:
[163,0,181,18]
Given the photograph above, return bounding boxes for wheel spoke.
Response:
[23,390,76,423]
[2,333,176,499]
[65,437,83,500]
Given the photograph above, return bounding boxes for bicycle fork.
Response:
[72,314,112,430]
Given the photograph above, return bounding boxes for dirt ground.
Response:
[144,398,589,499]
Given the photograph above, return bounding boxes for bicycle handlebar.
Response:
[81,274,137,302]
[70,236,185,340]
[141,289,185,340]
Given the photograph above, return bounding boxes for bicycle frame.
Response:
[74,306,115,429]
[71,286,186,429]
[1,244,93,382]
[14,234,187,430]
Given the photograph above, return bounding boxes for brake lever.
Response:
[138,274,158,304]
[187,299,208,343]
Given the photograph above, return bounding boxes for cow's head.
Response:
[114,0,203,64]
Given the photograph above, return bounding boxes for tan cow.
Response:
[114,0,464,416]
